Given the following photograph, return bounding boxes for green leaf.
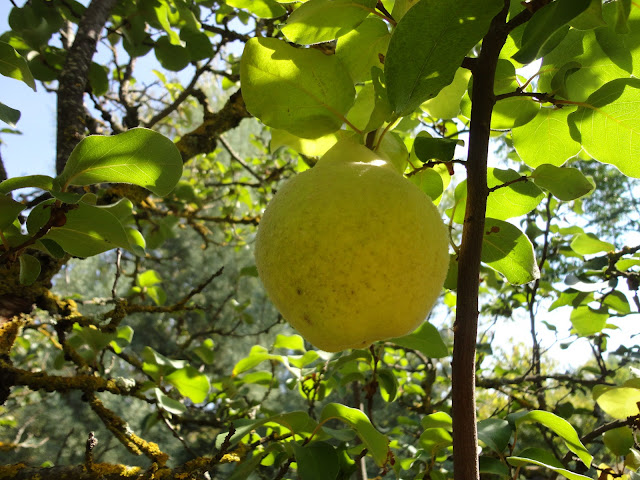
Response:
[479,456,510,477]
[0,40,36,90]
[180,27,214,61]
[0,101,20,127]
[538,3,640,102]
[481,218,540,285]
[273,334,306,352]
[18,253,40,285]
[513,0,591,64]
[88,62,109,96]
[531,164,594,201]
[292,441,340,480]
[226,0,286,19]
[509,410,593,467]
[421,67,471,119]
[463,60,540,129]
[57,128,183,196]
[240,37,355,139]
[109,326,134,354]
[377,368,398,402]
[595,387,640,419]
[603,427,634,456]
[570,233,614,255]
[137,269,162,287]
[477,418,512,454]
[421,412,452,431]
[141,346,187,381]
[409,168,444,203]
[602,290,630,314]
[282,0,376,45]
[154,35,191,71]
[215,411,317,449]
[153,388,186,415]
[512,107,582,168]
[570,306,609,336]
[0,195,25,230]
[568,78,640,178]
[449,169,544,223]
[413,136,460,163]
[508,447,592,480]
[193,338,215,365]
[319,403,389,466]
[228,444,283,480]
[385,0,503,115]
[0,175,54,195]
[570,0,606,30]
[36,202,140,257]
[232,345,282,376]
[419,428,453,456]
[335,17,390,83]
[165,365,211,403]
[389,321,448,358]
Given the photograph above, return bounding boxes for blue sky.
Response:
[1,3,57,178]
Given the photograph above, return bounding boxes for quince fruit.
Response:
[255,140,449,352]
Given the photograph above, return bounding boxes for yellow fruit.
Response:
[255,140,450,352]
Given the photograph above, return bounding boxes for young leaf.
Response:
[508,410,593,467]
[512,0,591,64]
[57,128,183,196]
[388,322,448,358]
[507,447,592,480]
[319,403,389,466]
[292,441,340,480]
[531,164,594,200]
[568,78,640,178]
[512,108,582,168]
[0,175,55,195]
[481,218,540,285]
[165,365,211,403]
[0,40,36,90]
[240,37,355,138]
[282,0,376,45]
[385,0,503,115]
[18,253,40,285]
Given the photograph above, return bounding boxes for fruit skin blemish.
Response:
[255,139,450,352]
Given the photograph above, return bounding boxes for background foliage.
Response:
[1,0,640,479]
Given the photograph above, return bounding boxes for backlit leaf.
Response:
[226,0,286,19]
[319,403,389,466]
[57,128,183,196]
[165,365,211,403]
[595,387,640,419]
[531,164,594,200]
[385,0,503,115]
[570,306,609,336]
[335,17,390,83]
[513,0,591,64]
[282,0,376,45]
[481,218,540,285]
[0,40,36,90]
[240,37,355,138]
[512,107,582,168]
[570,233,614,255]
[568,78,640,178]
[389,321,448,358]
[508,447,592,480]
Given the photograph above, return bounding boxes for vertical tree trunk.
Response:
[56,0,118,174]
[451,3,510,479]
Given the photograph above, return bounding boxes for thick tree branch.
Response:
[56,0,118,174]
[175,90,251,163]
[452,2,511,479]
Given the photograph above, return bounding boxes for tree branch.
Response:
[56,0,118,174]
[452,2,511,479]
